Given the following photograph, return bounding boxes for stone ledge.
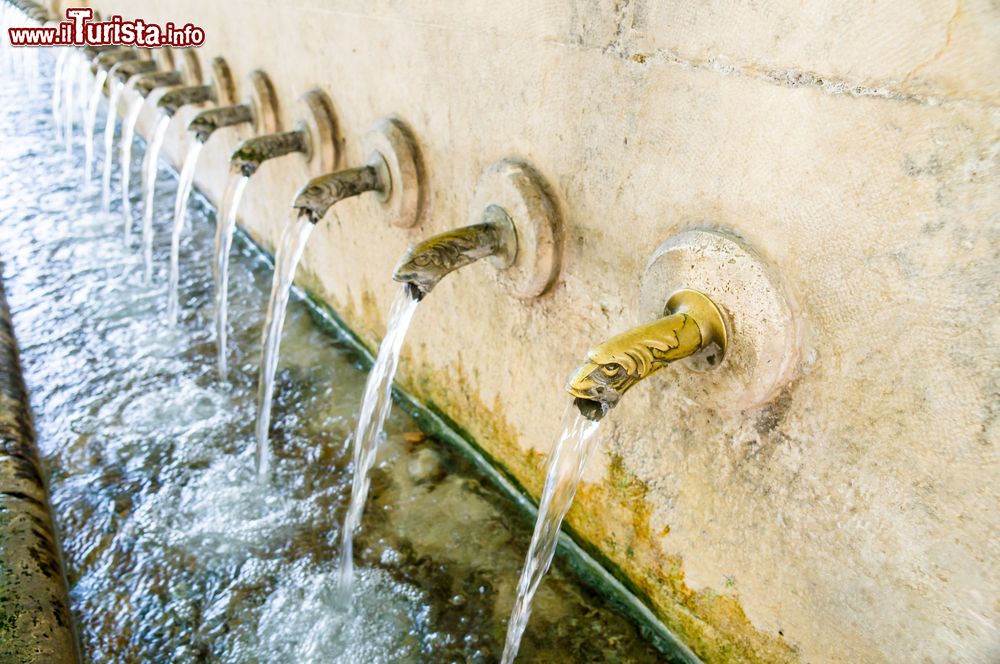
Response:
[0,266,77,664]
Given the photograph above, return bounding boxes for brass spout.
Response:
[133,70,183,98]
[230,129,307,177]
[292,163,385,224]
[566,289,727,420]
[188,104,253,143]
[392,205,516,300]
[109,59,157,84]
[91,48,137,74]
[157,84,212,117]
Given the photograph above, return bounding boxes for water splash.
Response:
[119,93,145,244]
[100,78,123,213]
[166,140,204,323]
[337,285,420,591]
[501,404,607,664]
[211,172,250,377]
[83,68,108,186]
[139,114,171,283]
[254,211,314,480]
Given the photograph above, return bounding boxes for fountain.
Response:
[0,60,680,658]
[83,48,139,184]
[61,49,86,153]
[119,49,200,245]
[500,288,729,662]
[499,224,802,662]
[167,70,277,323]
[50,46,67,132]
[101,58,158,213]
[333,159,562,590]
[212,89,337,380]
[137,57,234,284]
[252,117,427,484]
[60,45,106,153]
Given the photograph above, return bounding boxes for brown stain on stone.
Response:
[395,348,797,663]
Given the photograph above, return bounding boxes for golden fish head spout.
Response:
[566,289,727,417]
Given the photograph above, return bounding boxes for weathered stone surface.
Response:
[0,270,77,664]
[92,0,999,661]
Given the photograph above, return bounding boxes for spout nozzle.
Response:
[187,104,253,143]
[230,130,307,178]
[391,205,516,299]
[110,59,157,84]
[291,164,384,224]
[564,289,727,408]
[91,48,137,74]
[133,70,183,98]
[157,84,212,117]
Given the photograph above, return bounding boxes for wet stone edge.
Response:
[0,265,78,664]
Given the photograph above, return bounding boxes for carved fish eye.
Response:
[599,363,625,380]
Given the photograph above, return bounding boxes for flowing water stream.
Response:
[168,140,205,323]
[101,78,124,212]
[0,56,681,663]
[140,114,171,282]
[61,54,78,152]
[212,171,250,378]
[51,47,67,134]
[119,92,144,243]
[83,68,108,185]
[502,405,608,663]
[64,53,87,154]
[338,285,421,591]
[255,211,315,480]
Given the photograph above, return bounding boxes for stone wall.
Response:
[69,1,1000,661]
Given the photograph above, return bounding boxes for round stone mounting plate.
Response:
[362,118,423,228]
[245,70,279,136]
[153,47,174,73]
[209,57,236,106]
[294,90,339,174]
[638,227,800,411]
[470,160,560,299]
[178,49,202,86]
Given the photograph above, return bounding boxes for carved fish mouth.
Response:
[391,261,433,300]
[565,362,622,405]
[573,397,609,422]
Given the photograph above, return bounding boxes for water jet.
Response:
[119,50,201,245]
[502,227,799,662]
[213,89,339,380]
[251,117,425,483]
[167,70,278,323]
[83,48,138,184]
[135,57,233,283]
[100,57,158,211]
[335,159,560,591]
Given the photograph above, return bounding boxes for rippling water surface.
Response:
[0,60,668,663]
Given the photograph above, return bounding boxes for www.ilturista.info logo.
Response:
[7,8,205,48]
